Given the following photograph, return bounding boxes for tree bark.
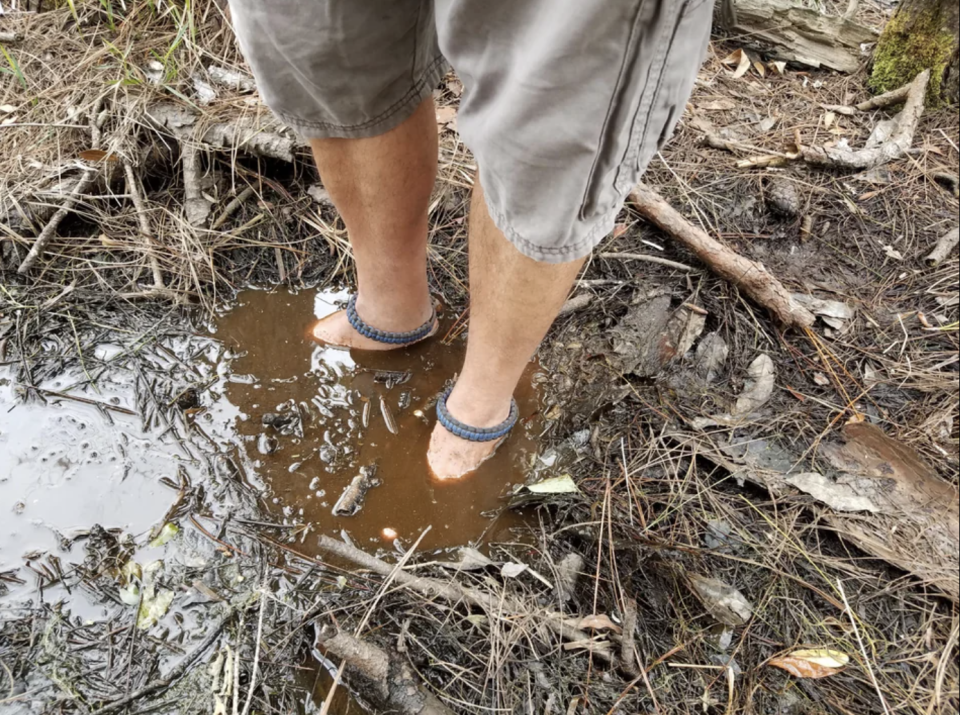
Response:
[871,0,960,104]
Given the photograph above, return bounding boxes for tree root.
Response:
[629,184,816,329]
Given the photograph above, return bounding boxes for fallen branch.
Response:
[146,103,301,162]
[926,227,959,267]
[123,161,166,290]
[17,169,97,274]
[211,186,255,230]
[316,536,613,662]
[316,626,455,715]
[802,70,931,171]
[629,184,816,329]
[0,31,22,43]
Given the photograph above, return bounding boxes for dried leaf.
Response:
[526,475,580,495]
[790,649,850,668]
[769,649,848,679]
[137,587,175,629]
[824,111,837,130]
[501,562,528,579]
[722,49,753,79]
[612,223,629,239]
[753,60,767,77]
[689,574,754,626]
[734,354,776,416]
[0,104,16,113]
[883,245,904,261]
[578,614,622,634]
[79,149,117,163]
[771,61,788,75]
[148,522,180,548]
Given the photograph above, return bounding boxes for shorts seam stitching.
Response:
[485,197,616,259]
[277,54,446,133]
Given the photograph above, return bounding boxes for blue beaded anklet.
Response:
[436,388,519,443]
[345,295,436,346]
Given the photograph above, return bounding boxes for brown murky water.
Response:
[210,289,541,553]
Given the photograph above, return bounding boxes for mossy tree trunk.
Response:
[871,0,959,104]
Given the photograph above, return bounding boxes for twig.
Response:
[838,580,892,715]
[17,169,97,274]
[239,594,266,715]
[629,184,815,328]
[558,293,595,317]
[30,387,137,415]
[620,598,639,678]
[926,228,959,267]
[211,186,255,230]
[123,161,165,290]
[600,252,695,273]
[0,31,22,43]
[91,610,235,715]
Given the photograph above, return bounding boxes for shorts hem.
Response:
[277,54,449,140]
[480,179,620,265]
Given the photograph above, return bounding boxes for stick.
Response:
[91,610,235,715]
[316,536,613,662]
[239,595,266,715]
[211,186,255,230]
[926,228,959,267]
[17,169,97,274]
[123,161,165,290]
[802,70,931,171]
[600,252,695,273]
[629,184,816,329]
[621,598,640,678]
[0,32,22,43]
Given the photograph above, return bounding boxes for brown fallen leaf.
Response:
[79,149,117,163]
[769,649,849,679]
[698,98,737,112]
[612,223,628,239]
[578,614,622,634]
[720,48,753,79]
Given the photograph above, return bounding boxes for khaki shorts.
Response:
[229,0,714,263]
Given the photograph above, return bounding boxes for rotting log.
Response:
[629,184,816,329]
[871,0,960,104]
[721,0,878,74]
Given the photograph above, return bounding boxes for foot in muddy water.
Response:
[427,390,514,480]
[310,298,438,352]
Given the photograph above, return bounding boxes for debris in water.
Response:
[380,395,398,435]
[262,412,297,431]
[258,433,278,455]
[373,369,411,389]
[332,464,381,517]
[361,398,371,429]
[381,527,398,540]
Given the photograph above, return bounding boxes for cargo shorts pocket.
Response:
[613,0,714,195]
[578,0,713,222]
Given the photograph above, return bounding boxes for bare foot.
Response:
[311,298,437,351]
[427,389,513,480]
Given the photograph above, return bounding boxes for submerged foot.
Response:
[427,390,514,480]
[311,297,437,351]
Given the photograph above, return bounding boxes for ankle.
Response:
[354,288,433,332]
[445,383,513,428]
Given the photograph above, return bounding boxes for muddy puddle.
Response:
[208,289,542,552]
[1,288,544,590]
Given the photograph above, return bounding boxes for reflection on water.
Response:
[211,289,542,553]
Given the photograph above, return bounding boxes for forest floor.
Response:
[1,1,958,714]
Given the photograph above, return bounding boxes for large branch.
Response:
[629,184,816,329]
[802,70,930,171]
